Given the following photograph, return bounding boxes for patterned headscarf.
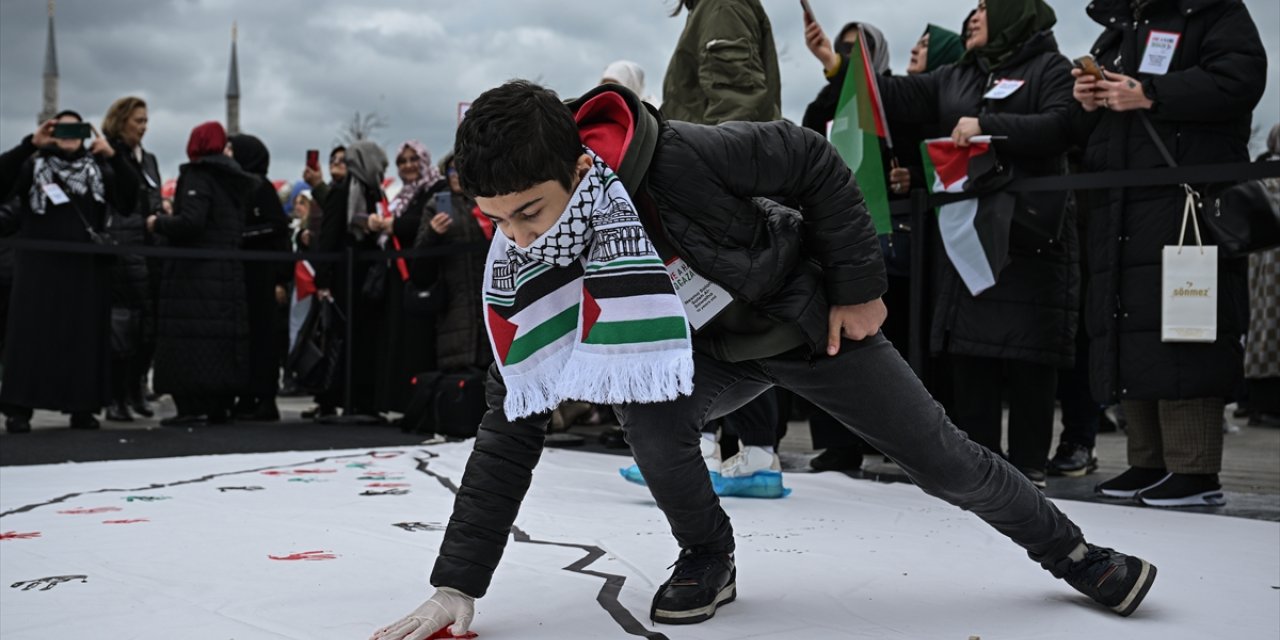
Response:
[389,140,442,218]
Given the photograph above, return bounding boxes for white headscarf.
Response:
[601,60,660,105]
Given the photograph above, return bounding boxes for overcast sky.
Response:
[1,0,1277,187]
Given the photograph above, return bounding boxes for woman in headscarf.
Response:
[0,110,137,433]
[148,121,255,426]
[411,152,494,373]
[801,18,965,472]
[372,140,442,414]
[600,60,659,106]
[314,139,389,419]
[229,133,291,421]
[814,0,1079,488]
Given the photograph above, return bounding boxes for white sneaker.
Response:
[700,439,722,474]
[720,446,781,478]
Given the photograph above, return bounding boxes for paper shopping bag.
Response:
[1161,245,1218,343]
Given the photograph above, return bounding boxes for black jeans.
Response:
[614,333,1083,565]
[948,355,1057,471]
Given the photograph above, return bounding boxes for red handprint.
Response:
[1,531,41,540]
[268,550,338,561]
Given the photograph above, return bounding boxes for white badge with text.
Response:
[41,182,70,207]
[665,257,732,331]
[1139,30,1180,75]
[982,79,1026,100]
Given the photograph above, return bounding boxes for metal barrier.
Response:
[1,159,1277,414]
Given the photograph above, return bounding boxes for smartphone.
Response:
[306,149,320,172]
[434,192,454,217]
[52,122,92,140]
[800,0,816,23]
[1073,55,1106,80]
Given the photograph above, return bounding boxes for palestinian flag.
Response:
[828,26,891,235]
[294,260,316,301]
[921,136,1010,296]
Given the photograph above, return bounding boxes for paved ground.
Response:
[3,395,1277,521]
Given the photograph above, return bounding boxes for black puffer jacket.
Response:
[1075,0,1266,402]
[152,155,255,397]
[431,87,885,597]
[108,140,161,310]
[877,31,1080,367]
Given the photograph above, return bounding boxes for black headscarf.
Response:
[229,134,270,176]
[962,0,1057,70]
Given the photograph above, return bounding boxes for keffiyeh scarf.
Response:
[483,150,694,418]
[31,154,104,216]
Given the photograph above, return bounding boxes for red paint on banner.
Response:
[426,629,479,640]
[58,507,123,515]
[268,550,338,561]
[103,519,149,525]
[261,468,339,476]
[1,531,41,540]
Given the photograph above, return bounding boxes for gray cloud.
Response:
[2,0,1277,187]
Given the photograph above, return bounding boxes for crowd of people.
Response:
[0,0,1275,636]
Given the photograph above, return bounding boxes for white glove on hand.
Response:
[370,587,475,640]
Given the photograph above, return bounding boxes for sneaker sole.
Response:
[1139,491,1226,508]
[1112,560,1157,617]
[652,582,736,625]
[1049,461,1099,478]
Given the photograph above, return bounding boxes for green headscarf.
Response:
[924,24,964,71]
[961,0,1057,70]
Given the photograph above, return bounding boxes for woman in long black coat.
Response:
[148,121,255,426]
[1071,0,1267,507]
[314,140,388,419]
[874,0,1080,487]
[372,140,439,414]
[229,133,291,421]
[0,109,138,433]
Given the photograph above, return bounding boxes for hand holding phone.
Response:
[1073,55,1107,81]
[306,149,320,172]
[52,122,93,140]
[800,0,816,23]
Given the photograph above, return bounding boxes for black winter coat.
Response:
[878,32,1080,368]
[152,155,255,397]
[240,174,292,397]
[430,89,887,598]
[413,188,492,371]
[108,140,161,310]
[1075,0,1266,402]
[0,148,137,412]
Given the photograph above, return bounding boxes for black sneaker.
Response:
[1018,466,1048,489]
[5,416,32,434]
[1047,443,1098,477]
[69,413,100,430]
[1046,543,1157,617]
[809,445,864,472]
[301,405,337,420]
[650,549,736,625]
[1137,473,1225,507]
[1095,467,1170,499]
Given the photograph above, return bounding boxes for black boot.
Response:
[809,445,864,472]
[5,416,32,434]
[129,383,154,418]
[105,401,133,423]
[69,413,100,430]
[241,399,280,422]
[1045,543,1157,617]
[650,549,736,625]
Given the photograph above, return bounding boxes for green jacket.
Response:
[661,0,781,125]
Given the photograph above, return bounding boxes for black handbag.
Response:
[285,299,345,393]
[1139,113,1280,257]
[403,278,448,317]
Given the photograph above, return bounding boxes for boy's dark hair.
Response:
[329,145,346,162]
[454,80,581,198]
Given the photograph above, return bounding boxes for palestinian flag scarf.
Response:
[483,149,693,419]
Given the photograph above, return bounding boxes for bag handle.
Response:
[1177,185,1204,254]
